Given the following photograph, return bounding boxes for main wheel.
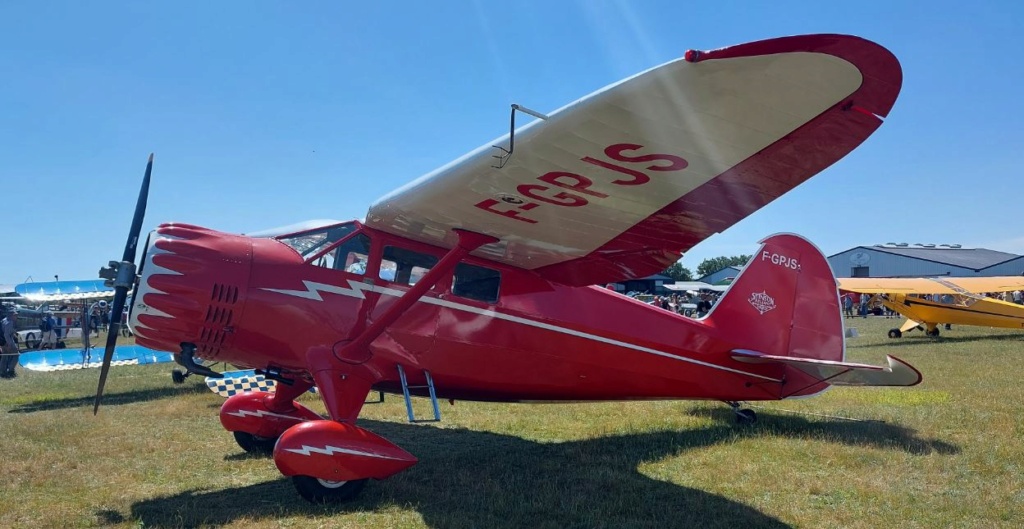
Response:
[232,431,278,454]
[888,328,902,339]
[926,327,941,337]
[171,369,187,384]
[24,332,40,350]
[292,476,367,503]
[735,408,757,424]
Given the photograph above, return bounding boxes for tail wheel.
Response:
[735,409,757,424]
[292,476,367,503]
[888,329,902,339]
[171,369,187,384]
[232,431,278,454]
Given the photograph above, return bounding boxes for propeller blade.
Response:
[94,154,153,414]
[93,289,128,414]
[122,153,154,264]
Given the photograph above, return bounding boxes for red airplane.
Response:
[94,34,920,503]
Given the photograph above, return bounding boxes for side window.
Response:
[316,233,371,274]
[380,246,439,286]
[453,263,501,303]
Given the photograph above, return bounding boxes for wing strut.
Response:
[491,104,549,169]
[311,229,499,423]
[338,229,498,357]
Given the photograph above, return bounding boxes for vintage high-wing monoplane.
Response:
[839,276,1024,338]
[93,34,919,503]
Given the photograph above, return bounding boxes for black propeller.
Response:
[94,153,153,414]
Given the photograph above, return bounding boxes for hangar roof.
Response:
[840,246,1021,270]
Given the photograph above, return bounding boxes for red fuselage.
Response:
[130,222,797,404]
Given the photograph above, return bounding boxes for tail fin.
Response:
[706,233,844,363]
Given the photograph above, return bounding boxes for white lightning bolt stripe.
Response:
[284,444,404,460]
[261,280,368,301]
[260,280,781,382]
[225,409,307,421]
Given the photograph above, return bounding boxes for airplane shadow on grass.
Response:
[123,412,958,529]
[6,383,209,414]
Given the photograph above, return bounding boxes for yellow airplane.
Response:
[838,276,1024,338]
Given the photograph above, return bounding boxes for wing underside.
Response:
[367,34,902,286]
[19,345,173,372]
[14,279,115,302]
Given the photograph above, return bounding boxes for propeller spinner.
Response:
[94,153,153,414]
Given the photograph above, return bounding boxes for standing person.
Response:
[90,308,101,337]
[38,311,58,350]
[843,294,854,318]
[1,308,20,378]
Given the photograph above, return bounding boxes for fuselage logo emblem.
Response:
[748,291,776,315]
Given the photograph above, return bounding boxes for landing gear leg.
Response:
[174,342,223,378]
[726,401,757,424]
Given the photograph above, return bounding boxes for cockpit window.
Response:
[380,245,439,286]
[277,222,357,259]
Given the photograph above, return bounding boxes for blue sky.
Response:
[1,1,1021,285]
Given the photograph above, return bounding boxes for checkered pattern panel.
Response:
[206,375,277,397]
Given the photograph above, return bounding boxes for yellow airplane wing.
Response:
[838,277,959,295]
[940,277,1024,293]
[839,276,1024,295]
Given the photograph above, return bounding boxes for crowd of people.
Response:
[634,291,723,318]
[841,293,895,318]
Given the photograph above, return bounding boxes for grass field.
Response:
[1,317,1021,528]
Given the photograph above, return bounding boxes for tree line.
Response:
[661,255,751,282]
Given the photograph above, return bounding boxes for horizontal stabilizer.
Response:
[731,349,922,387]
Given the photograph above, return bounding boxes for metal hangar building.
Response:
[828,243,1024,279]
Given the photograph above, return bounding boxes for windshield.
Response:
[277,222,357,260]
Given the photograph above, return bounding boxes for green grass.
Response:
[1,317,1022,528]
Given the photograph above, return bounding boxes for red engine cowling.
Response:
[220,392,323,438]
[273,420,417,482]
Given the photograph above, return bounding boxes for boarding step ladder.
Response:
[396,364,441,423]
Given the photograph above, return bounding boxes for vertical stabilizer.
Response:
[706,233,844,363]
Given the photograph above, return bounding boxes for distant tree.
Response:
[696,255,751,278]
[662,261,693,281]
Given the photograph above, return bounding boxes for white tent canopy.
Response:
[662,281,729,293]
